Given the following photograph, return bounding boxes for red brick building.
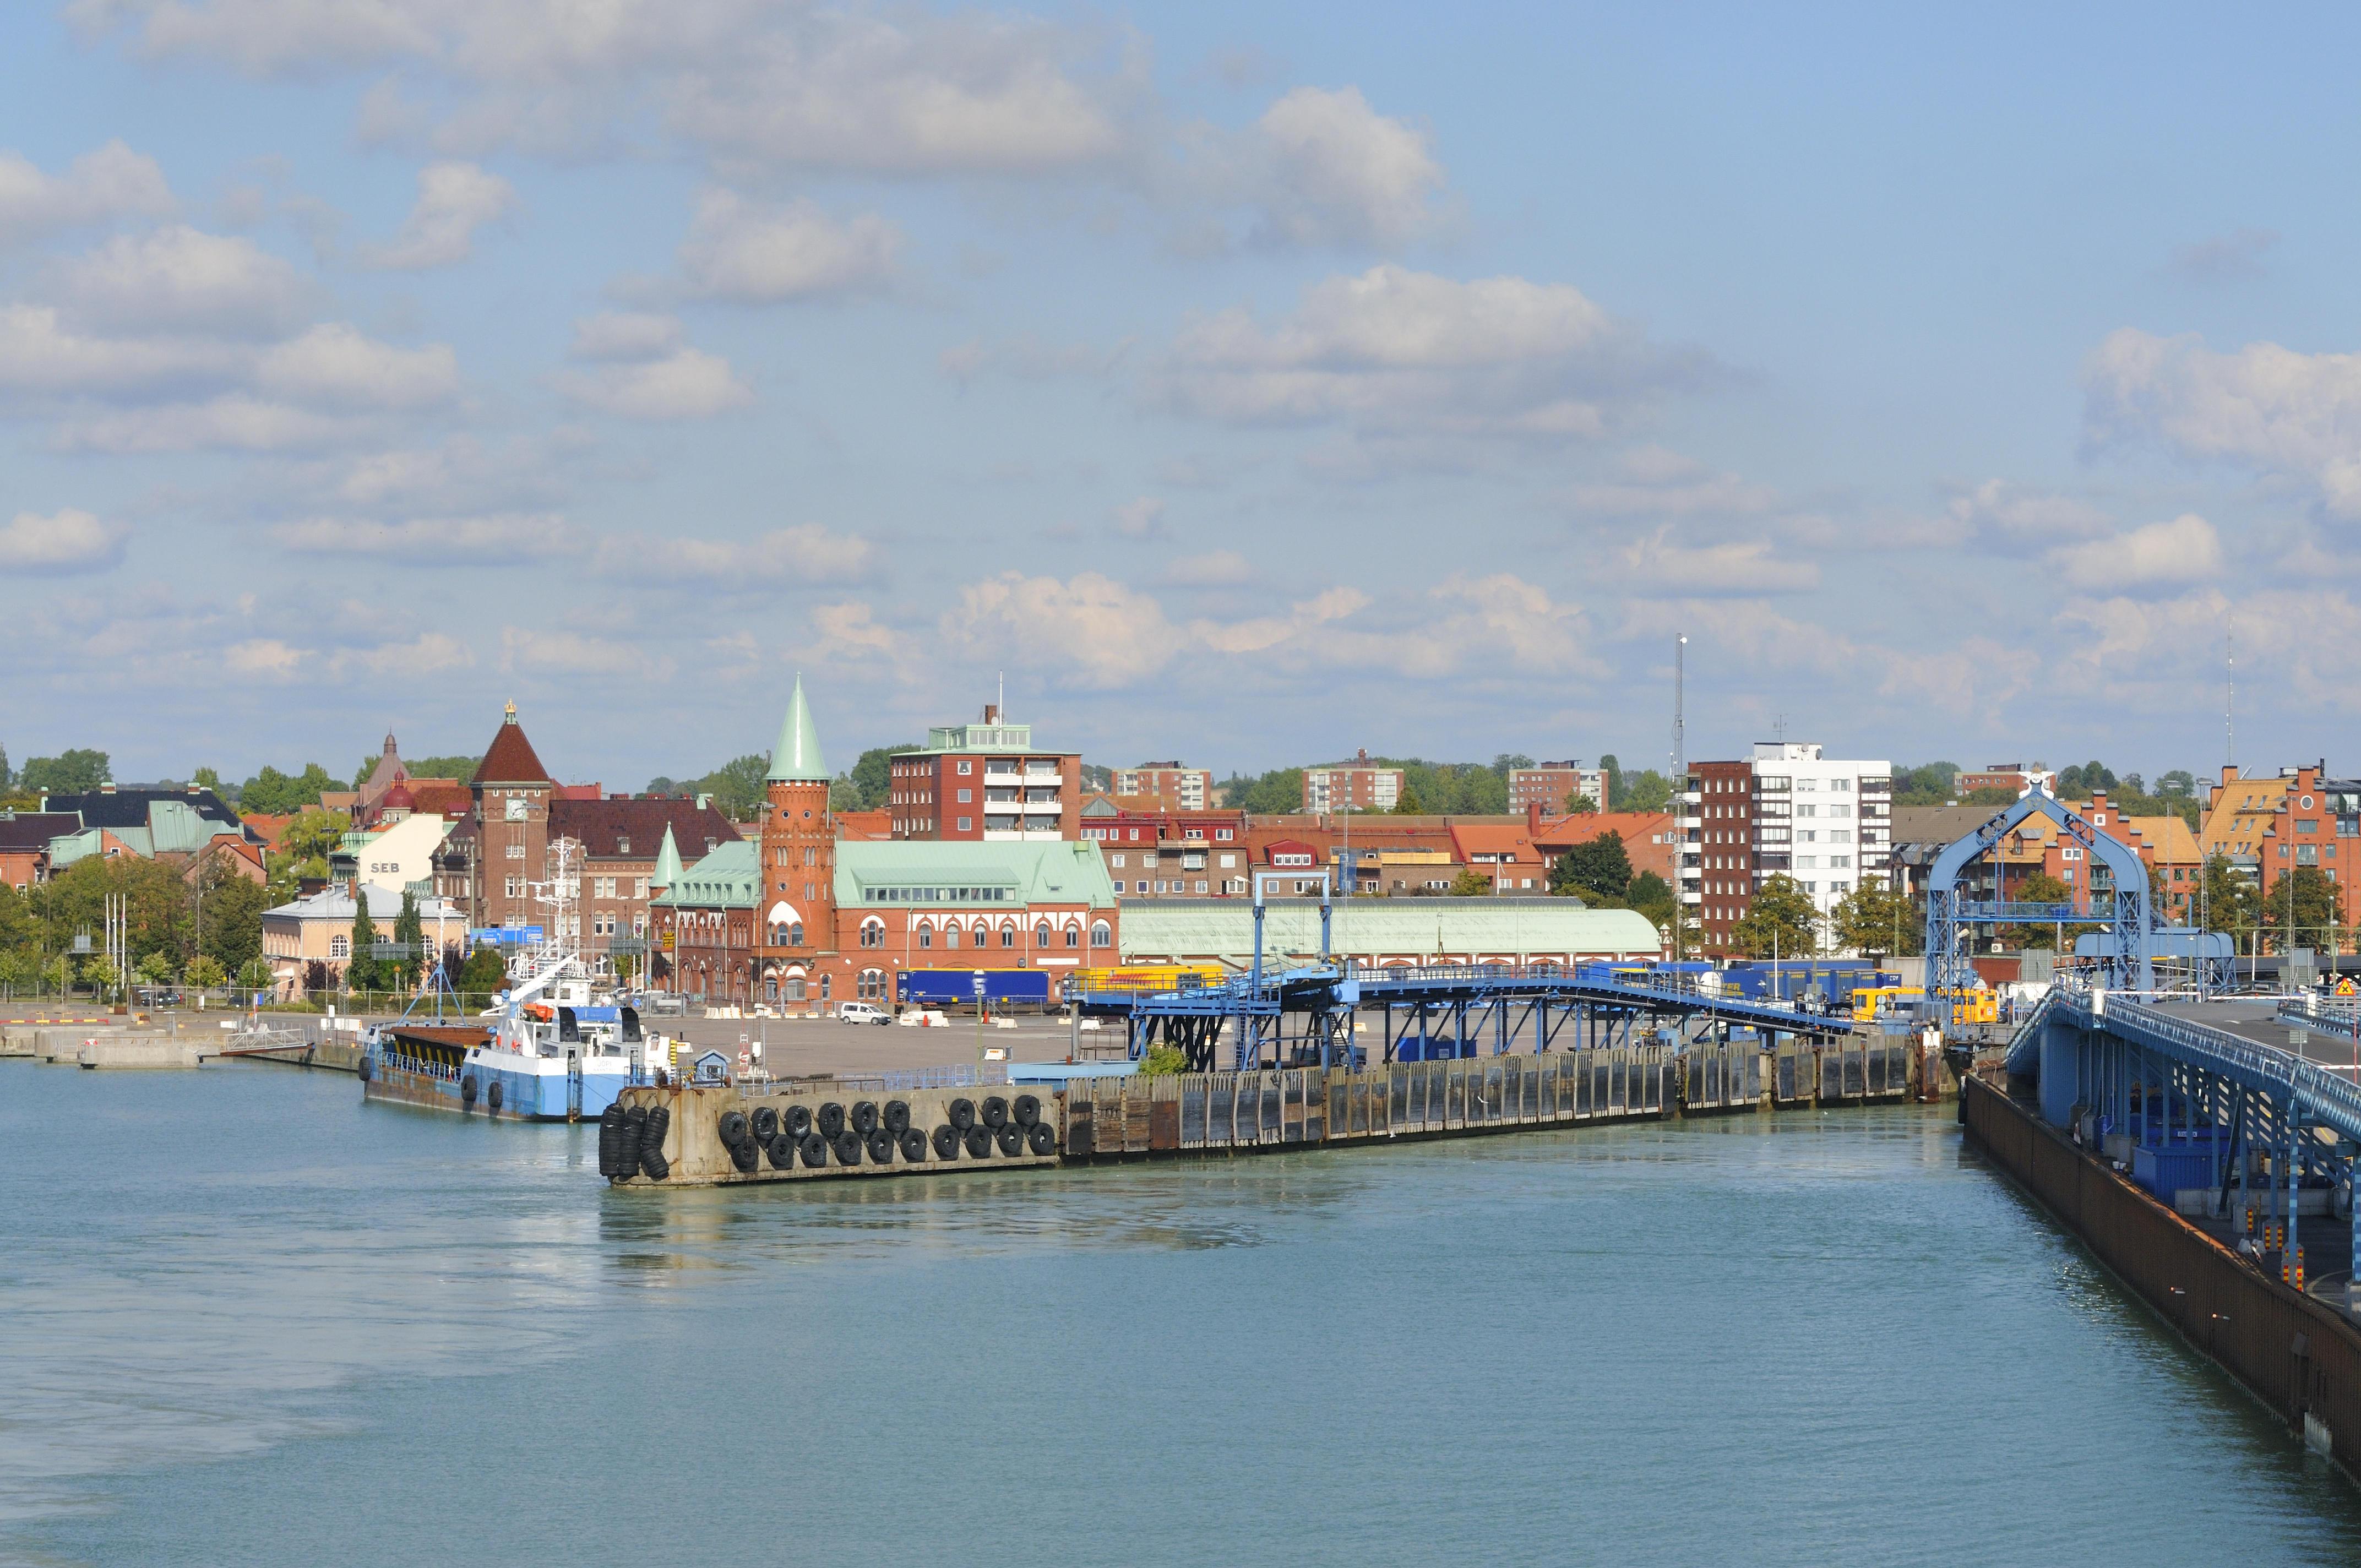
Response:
[889,703,1081,841]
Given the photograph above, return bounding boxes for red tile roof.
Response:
[471,713,552,785]
[406,783,473,819]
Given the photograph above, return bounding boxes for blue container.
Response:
[2132,1136,2224,1200]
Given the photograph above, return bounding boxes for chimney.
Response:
[1527,801,1543,836]
[1356,748,1368,764]
[99,781,116,794]
[983,703,1000,725]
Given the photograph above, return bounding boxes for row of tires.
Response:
[597,1103,674,1179]
[720,1093,1057,1173]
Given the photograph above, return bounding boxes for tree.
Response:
[135,948,176,986]
[345,897,382,993]
[192,766,227,801]
[1890,763,1962,807]
[1831,882,1921,955]
[20,748,110,796]
[236,957,274,994]
[1564,792,1598,815]
[2262,867,2345,955]
[1625,870,1681,937]
[1140,1043,1189,1076]
[186,954,226,991]
[839,745,915,812]
[1551,830,1632,902]
[1447,868,1492,896]
[2197,853,2260,939]
[302,959,330,997]
[1394,783,1426,814]
[458,944,509,994]
[0,949,30,999]
[1730,874,1819,958]
[237,763,337,815]
[2157,770,2197,798]
[393,890,425,990]
[199,869,266,973]
[2006,872,2080,949]
[0,742,11,791]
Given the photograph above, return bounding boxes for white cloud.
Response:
[1619,532,1820,595]
[1564,459,1777,519]
[677,188,899,302]
[222,636,307,679]
[1188,585,1368,655]
[2083,328,2361,518]
[271,511,575,560]
[1149,265,1691,446]
[50,395,358,452]
[591,523,877,584]
[254,323,460,409]
[0,303,238,396]
[568,311,680,361]
[801,601,900,663]
[1942,477,2116,548]
[1112,496,1166,539]
[0,139,175,245]
[1249,86,1443,247]
[558,343,750,420]
[944,570,1184,688]
[0,508,128,573]
[2167,228,2277,285]
[501,624,668,678]
[1163,548,1250,587]
[357,160,515,269]
[47,224,313,337]
[330,630,474,677]
[2049,513,2221,592]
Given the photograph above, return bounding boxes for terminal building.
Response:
[652,680,1120,1008]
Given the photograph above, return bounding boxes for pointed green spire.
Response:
[766,674,829,783]
[651,822,685,890]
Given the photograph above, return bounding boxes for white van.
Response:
[837,1001,889,1026]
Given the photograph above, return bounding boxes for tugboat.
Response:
[361,842,651,1120]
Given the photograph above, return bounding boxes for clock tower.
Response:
[756,676,837,1004]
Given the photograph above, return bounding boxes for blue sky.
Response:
[6,1,2359,790]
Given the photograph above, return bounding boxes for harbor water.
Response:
[8,1060,2361,1566]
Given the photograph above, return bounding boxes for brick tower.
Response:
[756,675,836,1003]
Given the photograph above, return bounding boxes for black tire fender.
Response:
[981,1096,1008,1130]
[899,1128,928,1162]
[1026,1121,1057,1156]
[717,1109,749,1148]
[784,1103,813,1139]
[948,1097,975,1131]
[817,1101,847,1139]
[751,1105,779,1141]
[460,1072,478,1108]
[994,1123,1022,1157]
[866,1130,894,1164]
[834,1130,864,1165]
[964,1125,993,1158]
[851,1100,879,1136]
[932,1124,960,1159]
[1013,1093,1040,1127]
[883,1099,911,1135]
[799,1132,829,1167]
[765,1132,796,1170]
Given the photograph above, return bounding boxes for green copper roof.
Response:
[649,839,759,908]
[1114,900,1662,964]
[765,675,829,783]
[651,822,685,889]
[834,839,1118,909]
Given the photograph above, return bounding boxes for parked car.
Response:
[837,1001,889,1026]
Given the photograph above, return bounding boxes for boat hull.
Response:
[361,1051,631,1120]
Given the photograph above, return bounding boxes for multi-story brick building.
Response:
[1530,809,1681,892]
[1508,761,1609,815]
[1078,796,1247,897]
[889,704,1081,841]
[1302,752,1402,812]
[448,702,737,971]
[1113,762,1211,810]
[2249,765,2361,910]
[1957,763,2055,797]
[1675,742,1892,949]
[654,681,1118,1008]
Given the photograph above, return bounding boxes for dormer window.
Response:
[617,837,630,854]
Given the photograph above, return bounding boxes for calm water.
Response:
[7,1061,2361,1566]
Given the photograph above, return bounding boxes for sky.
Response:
[6,1,2361,791]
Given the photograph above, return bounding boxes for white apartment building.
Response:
[1748,742,1891,921]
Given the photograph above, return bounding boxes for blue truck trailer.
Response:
[896,968,1056,1011]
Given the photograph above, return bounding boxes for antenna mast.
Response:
[2226,613,2234,770]
[1673,632,1688,966]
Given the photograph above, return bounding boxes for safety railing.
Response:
[2086,996,2361,1146]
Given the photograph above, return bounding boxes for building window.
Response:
[958,788,972,803]
[1000,924,1016,948]
[861,918,884,948]
[1035,922,1052,945]
[1112,854,1126,868]
[1090,920,1111,949]
[506,842,525,859]
[944,926,960,949]
[958,817,972,832]
[859,968,884,1000]
[958,760,972,774]
[1065,925,1080,948]
[505,876,523,897]
[918,927,933,949]
[785,976,807,1001]
[331,935,349,959]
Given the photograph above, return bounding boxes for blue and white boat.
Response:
[362,843,650,1121]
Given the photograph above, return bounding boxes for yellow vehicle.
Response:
[1849,985,1996,1026]
[1064,963,1229,998]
